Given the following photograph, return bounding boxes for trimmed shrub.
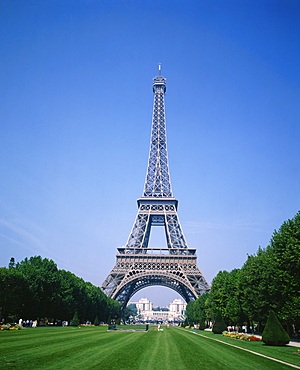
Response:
[262,310,290,346]
[199,319,206,330]
[94,316,99,326]
[212,311,227,334]
[183,318,189,328]
[70,311,80,326]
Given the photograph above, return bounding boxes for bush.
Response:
[212,311,227,334]
[94,316,99,326]
[14,324,23,330]
[0,324,11,330]
[70,311,80,326]
[183,318,189,328]
[262,310,290,346]
[199,319,206,330]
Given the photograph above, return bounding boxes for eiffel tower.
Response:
[101,66,210,308]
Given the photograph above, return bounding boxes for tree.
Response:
[127,304,138,317]
[210,269,242,325]
[262,310,290,346]
[8,257,15,268]
[0,267,31,321]
[108,300,121,324]
[239,248,277,328]
[185,301,194,325]
[15,256,61,319]
[57,269,89,321]
[122,306,134,323]
[192,292,211,325]
[268,211,300,329]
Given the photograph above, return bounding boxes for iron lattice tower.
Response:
[101,66,210,308]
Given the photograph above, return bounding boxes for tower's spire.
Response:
[143,66,172,197]
[158,63,161,76]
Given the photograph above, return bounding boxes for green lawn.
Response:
[0,326,299,369]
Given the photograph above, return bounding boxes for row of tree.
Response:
[0,256,120,323]
[186,211,300,335]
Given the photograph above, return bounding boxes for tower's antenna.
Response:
[158,63,162,76]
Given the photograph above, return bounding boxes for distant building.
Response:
[169,298,186,317]
[137,298,153,312]
[129,298,186,322]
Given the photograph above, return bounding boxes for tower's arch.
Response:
[112,274,196,309]
[102,247,209,309]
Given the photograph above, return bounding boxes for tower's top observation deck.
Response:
[152,64,166,93]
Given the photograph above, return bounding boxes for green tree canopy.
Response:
[186,211,300,332]
[192,292,211,324]
[0,267,30,321]
[210,269,242,324]
[239,247,277,324]
[269,211,300,326]
[1,256,120,324]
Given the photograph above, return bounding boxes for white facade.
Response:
[136,298,153,312]
[169,299,186,315]
[131,298,186,322]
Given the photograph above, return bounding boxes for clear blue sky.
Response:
[1,0,299,307]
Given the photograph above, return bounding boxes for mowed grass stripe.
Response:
[1,327,97,351]
[47,331,149,369]
[137,327,182,369]
[171,328,238,369]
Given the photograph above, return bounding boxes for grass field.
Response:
[1,326,300,369]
